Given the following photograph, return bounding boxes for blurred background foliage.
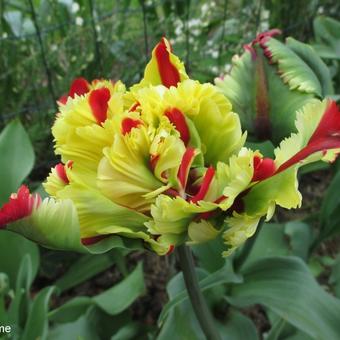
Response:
[1,0,340,339]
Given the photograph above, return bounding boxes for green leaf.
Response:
[49,297,92,323]
[0,119,35,204]
[238,222,313,268]
[245,140,275,158]
[284,221,313,261]
[319,170,340,241]
[7,254,34,327]
[313,16,340,60]
[158,269,256,340]
[158,263,241,325]
[216,45,315,144]
[266,38,322,96]
[48,311,100,340]
[93,262,145,315]
[240,223,289,268]
[21,286,55,340]
[215,311,259,340]
[192,236,226,273]
[110,322,141,340]
[329,255,340,298]
[286,37,333,96]
[228,256,340,339]
[55,252,120,293]
[0,231,39,288]
[50,263,145,322]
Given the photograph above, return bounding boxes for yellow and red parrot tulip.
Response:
[1,38,340,257]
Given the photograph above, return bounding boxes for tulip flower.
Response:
[1,37,340,259]
[215,30,334,144]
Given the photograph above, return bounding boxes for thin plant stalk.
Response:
[177,245,221,340]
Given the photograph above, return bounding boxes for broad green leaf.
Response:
[0,231,39,288]
[157,296,205,340]
[93,262,145,315]
[329,255,340,298]
[55,252,121,293]
[245,140,275,158]
[158,269,256,340]
[50,263,145,322]
[228,256,340,339]
[239,222,313,268]
[7,255,33,327]
[0,119,35,204]
[319,170,340,242]
[85,235,144,255]
[266,312,313,340]
[298,161,329,175]
[215,311,258,340]
[49,297,92,323]
[266,317,287,340]
[286,37,333,96]
[110,322,142,340]
[21,286,55,340]
[216,46,315,144]
[284,221,313,261]
[158,263,241,325]
[313,16,340,60]
[192,236,226,273]
[266,38,322,96]
[48,312,100,340]
[240,223,289,268]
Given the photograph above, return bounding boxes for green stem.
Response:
[234,219,263,272]
[177,245,221,340]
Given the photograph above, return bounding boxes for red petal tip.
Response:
[155,39,180,88]
[69,77,90,98]
[166,245,175,255]
[252,156,276,182]
[177,147,197,190]
[121,117,143,135]
[55,163,69,184]
[81,235,109,246]
[89,87,111,124]
[165,108,190,145]
[190,167,215,204]
[0,185,41,228]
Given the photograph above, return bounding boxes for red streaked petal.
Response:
[252,156,276,182]
[164,108,190,145]
[67,160,74,169]
[150,154,160,172]
[121,117,143,135]
[177,147,196,190]
[69,77,90,98]
[196,195,227,220]
[277,101,340,174]
[0,185,41,228]
[277,138,340,174]
[165,188,180,197]
[58,95,68,105]
[190,167,215,204]
[81,235,108,245]
[166,244,175,255]
[89,87,111,124]
[55,163,69,184]
[155,38,181,88]
[129,102,140,112]
[309,101,340,144]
